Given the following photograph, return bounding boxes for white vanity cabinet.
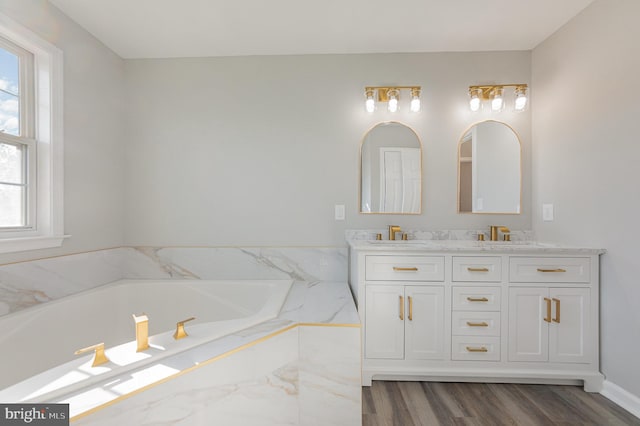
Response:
[348,242,604,392]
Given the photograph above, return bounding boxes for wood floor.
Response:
[362,381,640,426]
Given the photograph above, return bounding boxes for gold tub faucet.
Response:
[174,317,196,340]
[133,313,150,352]
[75,342,110,367]
[489,226,510,241]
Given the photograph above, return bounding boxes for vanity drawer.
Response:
[453,256,502,282]
[452,336,500,361]
[452,287,501,311]
[451,312,500,337]
[509,257,590,283]
[365,256,445,282]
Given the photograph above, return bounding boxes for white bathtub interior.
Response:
[0,279,292,402]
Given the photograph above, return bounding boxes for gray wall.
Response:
[0,0,126,264]
[532,0,640,398]
[124,52,531,246]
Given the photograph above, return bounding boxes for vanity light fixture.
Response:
[468,84,528,113]
[364,86,422,113]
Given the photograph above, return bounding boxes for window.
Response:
[0,12,64,254]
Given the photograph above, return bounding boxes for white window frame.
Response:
[0,12,65,254]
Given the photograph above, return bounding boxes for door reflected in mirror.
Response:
[458,120,521,214]
[360,122,422,214]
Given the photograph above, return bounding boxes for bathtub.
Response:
[0,279,292,403]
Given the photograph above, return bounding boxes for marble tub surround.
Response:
[124,246,348,282]
[56,280,360,424]
[345,229,535,242]
[0,246,347,317]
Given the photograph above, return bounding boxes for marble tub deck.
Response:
[63,280,361,425]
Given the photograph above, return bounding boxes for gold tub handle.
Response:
[174,317,196,340]
[75,342,110,367]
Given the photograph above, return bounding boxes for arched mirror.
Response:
[458,120,521,214]
[360,122,422,214]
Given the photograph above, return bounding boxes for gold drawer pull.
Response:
[466,346,488,353]
[544,297,552,323]
[466,321,489,327]
[467,267,489,272]
[467,297,489,302]
[393,267,418,271]
[399,295,404,320]
[537,268,567,273]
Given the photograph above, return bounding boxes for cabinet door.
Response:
[405,286,445,360]
[508,287,549,362]
[365,285,405,359]
[549,288,590,363]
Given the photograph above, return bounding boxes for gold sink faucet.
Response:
[489,226,510,241]
[133,313,150,352]
[388,225,402,240]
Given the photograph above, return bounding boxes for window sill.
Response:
[0,235,70,254]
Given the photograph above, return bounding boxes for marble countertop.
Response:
[348,239,605,255]
[57,280,359,418]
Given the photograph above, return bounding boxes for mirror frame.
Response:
[359,121,423,215]
[456,119,522,215]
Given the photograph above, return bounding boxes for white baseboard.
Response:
[601,380,640,419]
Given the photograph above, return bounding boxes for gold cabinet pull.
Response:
[408,296,413,321]
[466,321,489,327]
[466,346,488,353]
[393,267,418,272]
[552,298,561,323]
[467,297,489,302]
[399,295,404,320]
[75,342,110,367]
[537,268,567,273]
[467,267,489,272]
[544,297,552,323]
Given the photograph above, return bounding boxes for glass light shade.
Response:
[491,88,504,112]
[365,97,375,113]
[469,96,481,112]
[388,96,399,113]
[410,97,421,112]
[514,88,527,111]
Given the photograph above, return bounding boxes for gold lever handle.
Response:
[467,297,489,302]
[467,321,489,327]
[544,297,552,323]
[75,342,110,367]
[399,296,404,320]
[408,296,413,321]
[174,316,196,340]
[466,346,488,353]
[537,268,567,273]
[552,298,560,323]
[393,267,418,272]
[467,267,489,272]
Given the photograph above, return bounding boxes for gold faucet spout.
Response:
[133,313,150,352]
[75,342,110,367]
[388,225,402,241]
[489,226,510,241]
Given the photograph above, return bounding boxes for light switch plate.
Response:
[543,204,554,222]
[335,204,345,221]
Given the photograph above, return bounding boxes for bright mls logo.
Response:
[1,404,68,425]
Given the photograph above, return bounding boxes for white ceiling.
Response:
[49,0,596,59]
